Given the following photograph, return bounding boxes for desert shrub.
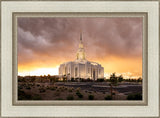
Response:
[65,87,68,90]
[32,94,42,100]
[54,92,60,96]
[50,87,56,91]
[77,94,83,98]
[97,78,104,82]
[18,77,26,82]
[134,93,142,100]
[67,95,74,100]
[86,78,92,82]
[39,87,46,93]
[24,94,32,100]
[56,98,63,100]
[76,87,81,92]
[61,89,64,92]
[88,91,92,94]
[58,87,62,90]
[58,87,63,91]
[29,83,33,86]
[18,89,25,100]
[18,89,32,100]
[88,95,94,100]
[76,91,83,98]
[76,90,80,93]
[71,78,75,82]
[76,91,79,94]
[68,89,72,92]
[18,85,23,89]
[112,92,115,95]
[46,86,50,89]
[127,93,142,100]
[26,86,31,90]
[105,95,112,100]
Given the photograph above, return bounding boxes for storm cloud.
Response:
[18,17,142,65]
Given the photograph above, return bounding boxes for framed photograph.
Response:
[1,0,159,118]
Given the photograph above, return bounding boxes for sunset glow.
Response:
[18,67,59,76]
[18,17,142,79]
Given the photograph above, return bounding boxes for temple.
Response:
[59,33,104,81]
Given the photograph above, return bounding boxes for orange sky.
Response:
[18,17,142,79]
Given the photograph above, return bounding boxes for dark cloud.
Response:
[18,17,142,65]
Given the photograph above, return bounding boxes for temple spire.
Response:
[76,32,86,60]
[80,32,82,41]
[79,32,84,48]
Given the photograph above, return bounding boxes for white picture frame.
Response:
[1,0,159,118]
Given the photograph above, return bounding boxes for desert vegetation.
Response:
[18,73,142,100]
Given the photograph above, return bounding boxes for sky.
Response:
[18,17,143,79]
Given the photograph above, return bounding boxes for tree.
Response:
[63,75,67,82]
[71,78,75,82]
[47,74,51,79]
[137,77,142,82]
[118,75,123,82]
[109,73,118,99]
[97,78,104,82]
[30,76,36,82]
[110,73,118,85]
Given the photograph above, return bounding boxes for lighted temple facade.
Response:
[59,33,104,81]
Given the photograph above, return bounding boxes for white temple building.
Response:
[59,33,104,81]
